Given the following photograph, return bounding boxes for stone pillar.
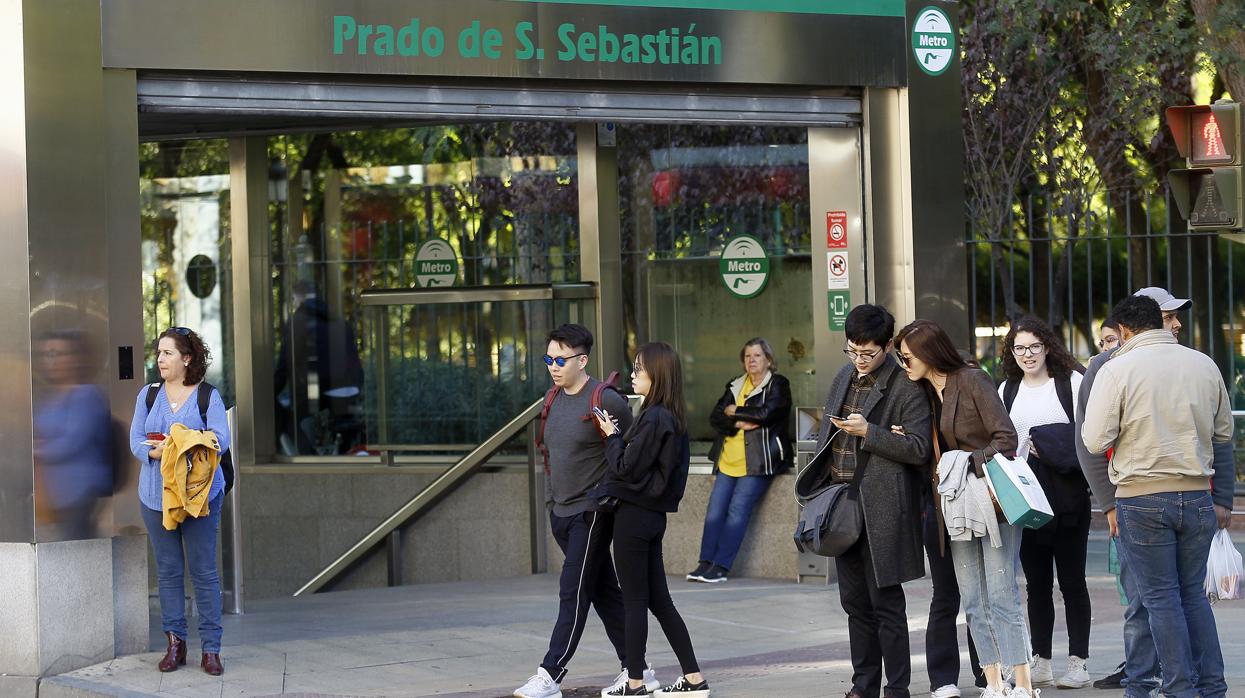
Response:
[0,1,147,692]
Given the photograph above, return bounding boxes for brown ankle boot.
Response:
[201,652,223,676]
[158,632,186,672]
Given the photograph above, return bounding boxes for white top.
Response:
[999,373,1083,459]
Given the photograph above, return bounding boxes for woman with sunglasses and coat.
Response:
[894,320,1032,698]
[689,337,792,583]
[128,327,229,676]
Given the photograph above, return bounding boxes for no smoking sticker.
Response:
[826,211,848,249]
[827,250,850,290]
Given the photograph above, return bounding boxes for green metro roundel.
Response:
[912,6,954,76]
[719,234,770,299]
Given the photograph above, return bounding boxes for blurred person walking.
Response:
[691,337,793,583]
[595,343,709,697]
[997,316,1090,689]
[895,320,1035,698]
[129,327,230,676]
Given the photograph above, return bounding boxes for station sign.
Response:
[719,235,770,299]
[911,6,954,76]
[414,239,459,287]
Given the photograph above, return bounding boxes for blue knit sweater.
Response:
[128,383,230,511]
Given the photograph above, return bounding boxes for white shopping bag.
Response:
[983,453,1054,529]
[1205,529,1244,602]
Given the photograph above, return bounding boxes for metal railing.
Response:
[293,396,547,596]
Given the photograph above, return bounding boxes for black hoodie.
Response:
[600,404,690,513]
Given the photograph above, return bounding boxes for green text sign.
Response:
[719,235,770,298]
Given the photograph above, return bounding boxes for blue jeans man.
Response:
[1117,544,1160,695]
[1115,491,1225,698]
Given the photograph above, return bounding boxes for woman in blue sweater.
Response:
[595,342,709,697]
[128,327,230,676]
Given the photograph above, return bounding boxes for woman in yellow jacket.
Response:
[128,327,229,676]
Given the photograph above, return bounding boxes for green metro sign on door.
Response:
[828,290,851,330]
[719,234,770,298]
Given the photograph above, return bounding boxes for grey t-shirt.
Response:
[544,377,633,518]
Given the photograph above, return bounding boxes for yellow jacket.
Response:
[160,423,221,530]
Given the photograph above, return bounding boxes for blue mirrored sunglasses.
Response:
[542,353,586,367]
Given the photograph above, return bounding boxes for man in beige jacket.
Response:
[1081,294,1231,698]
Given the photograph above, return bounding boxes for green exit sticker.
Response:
[912,6,954,76]
[828,291,851,331]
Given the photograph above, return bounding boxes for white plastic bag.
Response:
[1204,529,1244,602]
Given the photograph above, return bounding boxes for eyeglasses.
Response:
[894,351,914,368]
[1097,337,1119,349]
[542,353,586,367]
[167,327,192,336]
[1012,342,1045,357]
[632,362,646,375]
[842,347,881,362]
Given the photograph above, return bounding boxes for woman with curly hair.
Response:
[128,327,230,676]
[997,316,1090,689]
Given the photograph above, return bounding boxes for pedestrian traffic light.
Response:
[1165,100,1243,232]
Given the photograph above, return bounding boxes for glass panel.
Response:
[138,140,235,404]
[618,125,815,451]
[270,124,579,454]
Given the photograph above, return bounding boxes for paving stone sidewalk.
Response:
[43,536,1245,697]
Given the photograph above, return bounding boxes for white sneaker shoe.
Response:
[931,684,962,698]
[1055,656,1092,688]
[1029,654,1054,687]
[978,687,1009,698]
[1006,688,1040,698]
[601,664,660,696]
[515,667,563,698]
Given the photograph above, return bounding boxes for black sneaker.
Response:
[604,681,649,696]
[1092,663,1126,689]
[686,561,711,582]
[698,565,728,583]
[655,676,710,697]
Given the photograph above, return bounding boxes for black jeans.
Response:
[835,525,911,698]
[1019,509,1092,659]
[541,510,628,682]
[613,501,701,681]
[924,501,984,689]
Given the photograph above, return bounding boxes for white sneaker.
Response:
[1055,656,1091,688]
[1006,688,1040,697]
[931,684,962,698]
[978,687,1009,698]
[515,667,562,698]
[1029,654,1054,687]
[601,664,660,696]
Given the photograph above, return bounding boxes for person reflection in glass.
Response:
[33,330,113,540]
[275,280,364,455]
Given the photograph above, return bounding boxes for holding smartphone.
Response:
[143,432,166,446]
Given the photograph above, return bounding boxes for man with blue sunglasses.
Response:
[516,324,654,698]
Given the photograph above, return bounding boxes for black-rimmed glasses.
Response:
[1011,342,1045,357]
[542,353,586,367]
[842,347,881,362]
[894,351,913,368]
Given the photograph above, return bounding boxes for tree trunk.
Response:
[1191,0,1245,102]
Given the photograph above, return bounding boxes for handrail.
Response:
[359,282,597,306]
[293,396,546,596]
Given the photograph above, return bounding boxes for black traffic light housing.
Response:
[1165,100,1243,232]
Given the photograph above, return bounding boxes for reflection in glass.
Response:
[618,125,816,446]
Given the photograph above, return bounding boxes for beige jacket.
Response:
[1081,329,1233,499]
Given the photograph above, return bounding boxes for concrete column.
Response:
[0,1,148,693]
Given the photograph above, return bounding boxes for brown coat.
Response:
[939,368,1017,477]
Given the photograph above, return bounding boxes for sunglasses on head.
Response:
[542,353,586,367]
[167,327,192,336]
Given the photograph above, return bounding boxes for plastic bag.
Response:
[1109,538,1128,607]
[1204,529,1244,602]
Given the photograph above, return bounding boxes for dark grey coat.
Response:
[809,355,933,587]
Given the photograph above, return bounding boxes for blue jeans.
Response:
[1118,542,1160,696]
[697,473,772,570]
[948,522,1030,668]
[140,495,224,653]
[1115,492,1225,698]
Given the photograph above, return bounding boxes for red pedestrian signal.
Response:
[1166,101,1243,232]
[1192,112,1231,165]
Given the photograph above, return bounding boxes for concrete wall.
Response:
[240,466,798,599]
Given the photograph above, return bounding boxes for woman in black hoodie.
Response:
[594,342,709,698]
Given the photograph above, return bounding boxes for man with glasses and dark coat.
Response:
[515,324,653,698]
[806,304,932,698]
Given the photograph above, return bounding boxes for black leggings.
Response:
[613,501,701,681]
[1019,509,1092,659]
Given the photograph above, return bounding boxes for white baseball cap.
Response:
[1133,287,1192,312]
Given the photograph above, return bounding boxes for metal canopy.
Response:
[136,73,862,140]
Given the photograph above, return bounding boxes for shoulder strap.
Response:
[145,383,161,411]
[535,386,560,475]
[1002,379,1020,412]
[1055,374,1075,423]
[591,370,622,410]
[197,381,217,424]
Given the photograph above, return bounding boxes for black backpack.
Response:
[145,381,234,494]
